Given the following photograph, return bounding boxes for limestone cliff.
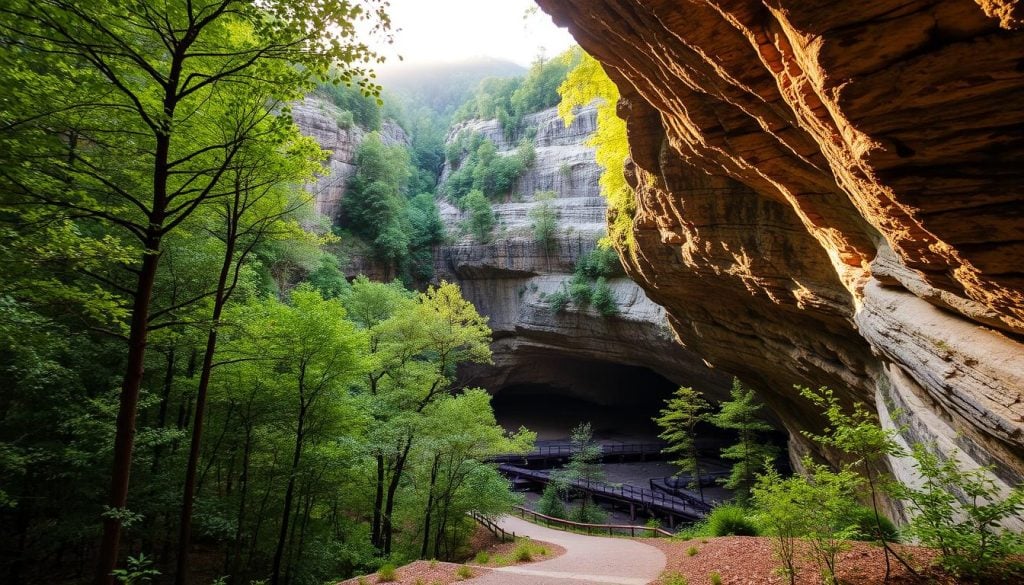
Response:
[436,105,732,403]
[291,95,408,223]
[536,0,1024,505]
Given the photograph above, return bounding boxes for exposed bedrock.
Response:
[436,105,733,406]
[536,0,1024,499]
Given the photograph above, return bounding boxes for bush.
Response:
[567,272,592,307]
[456,565,473,579]
[660,570,689,585]
[537,482,566,518]
[576,246,621,279]
[513,541,534,562]
[591,277,617,316]
[709,571,723,585]
[529,191,558,251]
[547,289,570,314]
[463,190,495,242]
[891,444,1024,579]
[376,563,397,582]
[474,551,490,564]
[844,505,899,543]
[686,546,698,556]
[706,504,759,537]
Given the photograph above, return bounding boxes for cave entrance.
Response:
[490,360,676,443]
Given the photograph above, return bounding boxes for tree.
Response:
[464,190,496,242]
[529,191,559,251]
[710,379,777,504]
[551,422,606,523]
[654,387,711,502]
[0,3,389,581]
[799,386,917,581]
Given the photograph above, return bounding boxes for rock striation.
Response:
[291,95,408,223]
[537,0,1024,508]
[436,105,733,404]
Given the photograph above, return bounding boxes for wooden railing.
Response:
[469,511,516,542]
[513,506,674,538]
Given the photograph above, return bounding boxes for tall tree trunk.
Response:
[95,227,164,585]
[229,424,253,584]
[271,387,307,585]
[420,454,441,559]
[175,200,238,584]
[372,454,385,550]
[383,437,412,556]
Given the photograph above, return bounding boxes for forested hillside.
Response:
[0,2,540,584]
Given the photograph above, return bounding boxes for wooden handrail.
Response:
[513,506,674,538]
[469,511,517,542]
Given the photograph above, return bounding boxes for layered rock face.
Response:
[436,105,732,404]
[291,95,407,222]
[537,0,1024,503]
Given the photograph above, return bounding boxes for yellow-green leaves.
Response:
[557,50,636,255]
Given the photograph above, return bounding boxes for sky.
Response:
[370,0,576,68]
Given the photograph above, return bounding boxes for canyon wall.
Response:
[291,95,408,223]
[435,105,733,404]
[537,0,1024,508]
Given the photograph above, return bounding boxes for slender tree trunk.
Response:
[420,454,441,558]
[95,228,164,585]
[229,424,253,584]
[175,203,238,584]
[372,454,385,550]
[383,438,413,556]
[151,348,176,474]
[271,386,307,585]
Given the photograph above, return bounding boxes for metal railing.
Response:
[498,464,711,517]
[513,506,674,538]
[489,442,666,464]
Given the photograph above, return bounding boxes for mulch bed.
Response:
[645,536,955,585]
[336,560,486,585]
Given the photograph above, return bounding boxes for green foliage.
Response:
[591,278,618,317]
[709,571,723,585]
[753,466,807,584]
[546,245,620,316]
[529,191,559,251]
[889,444,1024,579]
[111,554,160,585]
[660,570,689,585]
[686,546,699,556]
[444,133,532,202]
[844,506,899,543]
[377,563,397,582]
[456,565,473,579]
[513,541,534,562]
[474,551,490,564]
[576,246,622,279]
[551,422,606,524]
[463,190,496,242]
[711,379,778,504]
[317,80,382,130]
[537,483,567,519]
[546,289,570,314]
[654,387,712,501]
[706,504,759,537]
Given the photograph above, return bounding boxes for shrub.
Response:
[844,505,899,543]
[529,191,558,251]
[576,246,621,278]
[709,571,723,585]
[591,277,618,316]
[463,190,495,242]
[567,272,592,307]
[753,466,807,584]
[474,551,490,564]
[706,504,759,537]
[686,546,698,556]
[376,563,397,582]
[513,541,534,562]
[456,565,473,579]
[659,570,689,585]
[537,482,567,518]
[890,444,1024,579]
[547,289,570,314]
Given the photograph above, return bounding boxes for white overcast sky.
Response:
[369,0,576,68]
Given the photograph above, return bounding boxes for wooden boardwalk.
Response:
[497,464,711,526]
[489,442,666,466]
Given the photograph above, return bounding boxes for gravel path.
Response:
[464,515,666,585]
